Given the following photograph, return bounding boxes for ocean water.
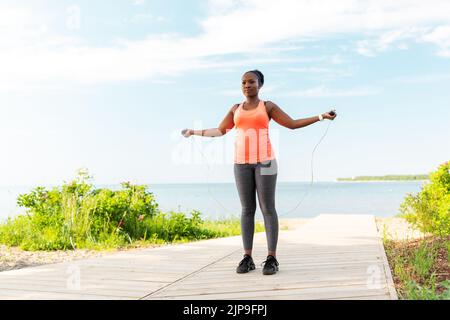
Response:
[0,181,426,222]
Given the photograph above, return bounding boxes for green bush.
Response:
[0,215,33,247]
[1,169,161,250]
[0,169,263,251]
[399,162,450,237]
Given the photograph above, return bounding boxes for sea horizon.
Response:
[0,178,430,189]
[0,180,427,222]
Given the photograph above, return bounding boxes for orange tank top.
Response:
[233,100,276,164]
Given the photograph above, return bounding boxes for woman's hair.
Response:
[246,69,264,87]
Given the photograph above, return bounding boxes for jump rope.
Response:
[185,108,336,220]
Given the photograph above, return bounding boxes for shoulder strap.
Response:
[264,100,273,119]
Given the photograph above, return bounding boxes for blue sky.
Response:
[1,0,449,186]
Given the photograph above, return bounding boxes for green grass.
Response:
[381,162,450,299]
[404,280,450,300]
[412,243,436,279]
[201,217,264,237]
[383,235,450,300]
[0,211,265,251]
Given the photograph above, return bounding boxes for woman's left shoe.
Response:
[261,255,279,275]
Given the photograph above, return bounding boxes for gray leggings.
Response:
[233,158,279,252]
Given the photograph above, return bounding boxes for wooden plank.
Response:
[0,277,172,286]
[170,275,383,287]
[145,283,389,300]
[333,294,391,300]
[157,277,386,291]
[182,264,386,279]
[158,281,386,296]
[0,278,170,291]
[376,229,399,300]
[0,283,153,298]
[0,275,180,283]
[0,290,134,300]
[0,269,187,279]
[197,260,384,271]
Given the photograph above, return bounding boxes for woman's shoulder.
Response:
[264,100,277,113]
[231,103,241,114]
[264,100,277,107]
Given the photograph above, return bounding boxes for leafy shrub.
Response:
[1,169,160,250]
[0,169,263,251]
[399,162,450,237]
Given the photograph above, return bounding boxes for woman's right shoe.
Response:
[261,255,279,275]
[236,254,256,273]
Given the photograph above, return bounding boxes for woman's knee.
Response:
[242,206,257,216]
[260,205,277,216]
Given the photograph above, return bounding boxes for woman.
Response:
[182,70,337,275]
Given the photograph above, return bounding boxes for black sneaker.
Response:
[261,255,279,275]
[236,254,255,273]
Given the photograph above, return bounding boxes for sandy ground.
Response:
[279,216,429,241]
[0,245,113,273]
[278,218,311,230]
[374,216,430,241]
[0,216,423,273]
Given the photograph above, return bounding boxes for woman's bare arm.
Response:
[266,101,335,129]
[183,104,238,137]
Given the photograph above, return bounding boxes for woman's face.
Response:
[241,72,260,97]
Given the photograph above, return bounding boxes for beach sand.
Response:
[0,245,111,272]
[278,218,312,230]
[374,216,429,241]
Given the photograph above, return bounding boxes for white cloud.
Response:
[128,13,169,24]
[285,64,356,81]
[207,0,240,14]
[286,67,332,74]
[2,1,450,90]
[420,25,450,57]
[283,85,381,98]
[156,16,168,23]
[132,0,146,6]
[129,13,154,23]
[356,27,430,57]
[391,73,450,84]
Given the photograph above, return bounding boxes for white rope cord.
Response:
[191,137,237,217]
[189,119,334,218]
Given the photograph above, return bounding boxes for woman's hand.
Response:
[323,110,337,120]
[181,128,193,138]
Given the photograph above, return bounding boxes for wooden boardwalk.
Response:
[0,214,397,300]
